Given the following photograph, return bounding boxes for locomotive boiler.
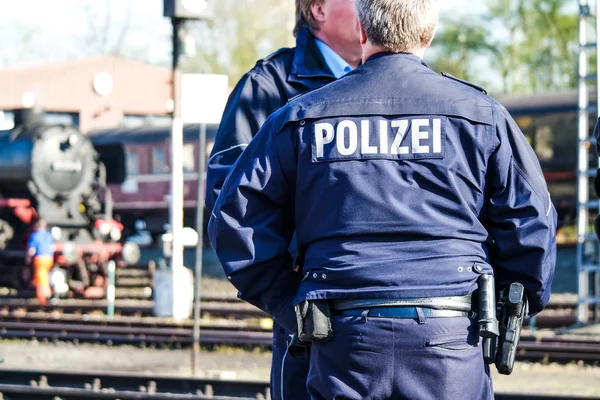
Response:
[0,109,139,297]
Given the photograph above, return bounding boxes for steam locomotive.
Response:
[0,109,140,297]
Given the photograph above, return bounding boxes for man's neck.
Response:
[313,31,361,69]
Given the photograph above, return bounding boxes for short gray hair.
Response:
[355,0,439,52]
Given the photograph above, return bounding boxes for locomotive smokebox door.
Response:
[163,0,214,19]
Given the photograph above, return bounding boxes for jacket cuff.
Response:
[272,298,297,334]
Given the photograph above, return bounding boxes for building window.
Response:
[183,144,195,173]
[1,110,79,129]
[152,148,169,174]
[127,150,139,176]
[122,114,171,128]
[0,110,13,130]
[45,112,79,128]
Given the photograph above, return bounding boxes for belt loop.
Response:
[416,307,426,324]
[360,309,370,323]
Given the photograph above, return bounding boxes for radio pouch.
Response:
[295,300,333,342]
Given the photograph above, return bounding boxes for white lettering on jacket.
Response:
[312,117,444,162]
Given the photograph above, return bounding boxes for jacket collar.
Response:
[364,51,428,67]
[289,26,336,83]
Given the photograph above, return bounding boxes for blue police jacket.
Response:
[27,229,54,257]
[209,52,557,333]
[205,27,337,212]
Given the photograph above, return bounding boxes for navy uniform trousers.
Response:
[272,323,311,400]
[307,312,493,400]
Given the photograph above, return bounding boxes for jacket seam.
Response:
[207,143,249,163]
[248,69,283,97]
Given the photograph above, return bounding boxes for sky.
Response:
[0,0,172,67]
[0,0,484,69]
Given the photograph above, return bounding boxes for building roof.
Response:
[0,55,172,114]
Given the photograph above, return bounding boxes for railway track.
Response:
[0,369,597,400]
[0,296,590,329]
[1,292,599,364]
[0,297,260,318]
[0,368,270,399]
[0,311,598,364]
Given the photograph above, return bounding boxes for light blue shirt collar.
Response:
[315,39,353,79]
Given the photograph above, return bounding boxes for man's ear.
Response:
[360,23,367,45]
[424,25,438,48]
[310,1,326,23]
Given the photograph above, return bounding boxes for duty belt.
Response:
[336,307,469,318]
[331,295,474,319]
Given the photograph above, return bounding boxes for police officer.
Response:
[209,0,556,398]
[205,1,361,399]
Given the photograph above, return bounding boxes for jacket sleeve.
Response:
[207,117,300,332]
[485,104,557,317]
[205,71,285,213]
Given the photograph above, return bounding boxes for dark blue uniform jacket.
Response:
[209,52,557,333]
[206,27,336,212]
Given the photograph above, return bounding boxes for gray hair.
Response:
[355,0,439,52]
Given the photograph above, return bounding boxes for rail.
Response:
[0,315,599,363]
[0,369,596,400]
[0,296,586,326]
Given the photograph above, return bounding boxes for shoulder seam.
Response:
[244,69,281,96]
[257,47,293,64]
[208,143,249,163]
[441,72,487,94]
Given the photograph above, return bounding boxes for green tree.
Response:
[516,0,578,91]
[181,0,295,84]
[431,0,578,94]
[429,20,496,86]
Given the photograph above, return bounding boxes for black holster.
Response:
[295,300,333,342]
[477,274,500,364]
[288,300,333,359]
[476,275,527,375]
[495,283,528,375]
[287,333,310,359]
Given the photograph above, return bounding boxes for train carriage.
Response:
[89,90,598,245]
[89,124,219,240]
[499,89,598,233]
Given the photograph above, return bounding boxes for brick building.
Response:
[0,56,173,132]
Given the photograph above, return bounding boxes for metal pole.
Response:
[577,0,591,324]
[192,123,207,375]
[106,260,116,320]
[170,17,185,277]
[595,0,600,324]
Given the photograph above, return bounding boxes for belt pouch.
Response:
[295,300,333,342]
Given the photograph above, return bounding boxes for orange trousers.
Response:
[33,255,53,304]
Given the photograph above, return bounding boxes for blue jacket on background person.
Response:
[206,26,339,212]
[208,52,557,334]
[205,19,359,400]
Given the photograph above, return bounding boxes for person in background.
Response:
[208,0,557,398]
[26,219,55,304]
[205,1,361,398]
